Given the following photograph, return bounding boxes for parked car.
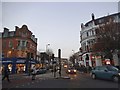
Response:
[66,67,77,74]
[115,66,120,70]
[90,65,120,82]
[36,67,47,74]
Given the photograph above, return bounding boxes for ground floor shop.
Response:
[80,53,118,67]
[1,58,38,74]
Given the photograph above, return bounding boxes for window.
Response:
[9,41,13,48]
[107,66,118,71]
[22,32,28,37]
[22,41,26,46]
[95,66,100,70]
[9,32,14,37]
[18,40,20,46]
[118,14,120,19]
[92,30,94,35]
[99,66,107,70]
[3,33,8,37]
[26,42,28,47]
[86,32,89,37]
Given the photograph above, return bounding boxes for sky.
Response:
[0,0,119,58]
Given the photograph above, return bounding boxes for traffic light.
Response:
[52,54,54,60]
[58,49,61,59]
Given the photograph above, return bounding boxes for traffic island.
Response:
[55,76,70,79]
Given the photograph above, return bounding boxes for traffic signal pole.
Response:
[58,49,61,77]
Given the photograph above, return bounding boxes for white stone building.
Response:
[80,12,120,67]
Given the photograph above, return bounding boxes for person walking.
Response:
[53,66,57,78]
[31,66,37,80]
[88,65,92,73]
[2,67,11,82]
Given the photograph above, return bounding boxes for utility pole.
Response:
[52,54,56,78]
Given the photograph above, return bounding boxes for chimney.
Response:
[4,27,9,32]
[15,26,19,31]
[81,23,84,29]
[92,13,95,21]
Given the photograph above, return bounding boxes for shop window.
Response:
[16,64,25,73]
[8,64,12,73]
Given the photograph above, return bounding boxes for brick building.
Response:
[1,25,38,74]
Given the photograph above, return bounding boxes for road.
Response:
[2,68,120,89]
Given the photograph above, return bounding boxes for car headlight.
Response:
[68,70,71,72]
[74,70,76,72]
[118,73,120,76]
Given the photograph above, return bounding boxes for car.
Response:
[66,67,77,74]
[63,64,68,68]
[36,67,47,74]
[115,66,120,70]
[90,65,120,82]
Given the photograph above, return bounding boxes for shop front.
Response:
[1,58,13,74]
[2,58,37,74]
[16,59,26,74]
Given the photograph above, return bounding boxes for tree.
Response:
[92,15,120,60]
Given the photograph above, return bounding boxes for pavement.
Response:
[2,68,91,89]
[2,69,72,88]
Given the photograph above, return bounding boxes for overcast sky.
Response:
[1,1,119,58]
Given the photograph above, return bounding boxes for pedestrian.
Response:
[53,66,57,78]
[16,68,18,74]
[88,65,92,73]
[58,68,61,77]
[51,66,54,75]
[31,66,37,80]
[2,66,11,82]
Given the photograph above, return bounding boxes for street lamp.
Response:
[46,44,50,53]
[46,44,50,69]
[72,50,75,54]
[72,50,75,66]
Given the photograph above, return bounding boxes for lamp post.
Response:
[72,50,75,55]
[46,44,50,68]
[72,50,75,67]
[46,44,50,53]
[12,47,16,74]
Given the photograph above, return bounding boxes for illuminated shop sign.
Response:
[2,61,12,63]
[16,60,26,63]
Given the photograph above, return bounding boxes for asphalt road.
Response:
[2,69,119,89]
[14,74,119,88]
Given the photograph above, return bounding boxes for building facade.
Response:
[1,25,38,74]
[80,12,120,67]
